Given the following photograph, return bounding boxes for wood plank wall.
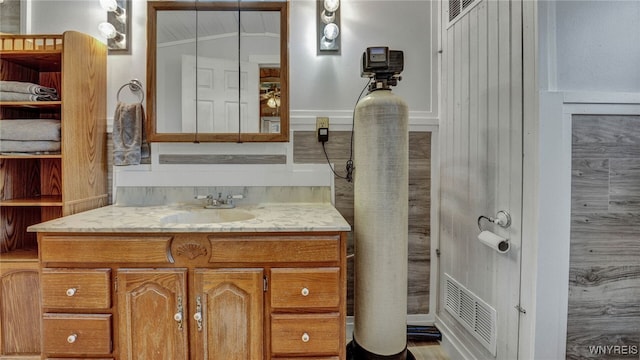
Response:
[294,131,431,316]
[0,0,21,34]
[106,131,432,316]
[568,114,640,359]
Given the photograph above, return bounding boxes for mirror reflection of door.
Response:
[181,55,259,133]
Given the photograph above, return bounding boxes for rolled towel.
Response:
[0,81,59,96]
[0,91,59,101]
[0,119,61,141]
[0,140,61,153]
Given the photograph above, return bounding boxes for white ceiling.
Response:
[156,10,280,44]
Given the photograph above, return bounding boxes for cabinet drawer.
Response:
[271,313,341,356]
[271,268,340,310]
[43,314,112,355]
[210,235,340,263]
[40,235,173,264]
[42,269,111,309]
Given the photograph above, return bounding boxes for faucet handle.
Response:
[225,194,244,207]
[195,195,211,200]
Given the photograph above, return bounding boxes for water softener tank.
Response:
[352,84,410,358]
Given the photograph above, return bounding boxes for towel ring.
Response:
[117,79,144,103]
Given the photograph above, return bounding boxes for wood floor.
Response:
[408,341,450,360]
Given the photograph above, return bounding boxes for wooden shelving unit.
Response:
[0,32,107,359]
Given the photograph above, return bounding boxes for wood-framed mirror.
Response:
[146,1,289,142]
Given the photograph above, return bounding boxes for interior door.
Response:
[181,55,260,134]
[438,0,523,359]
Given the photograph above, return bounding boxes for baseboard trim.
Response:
[435,315,476,360]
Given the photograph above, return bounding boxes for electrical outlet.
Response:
[316,117,329,142]
[316,117,329,131]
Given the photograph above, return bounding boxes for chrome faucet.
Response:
[195,193,244,209]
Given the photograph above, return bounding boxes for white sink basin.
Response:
[161,209,255,224]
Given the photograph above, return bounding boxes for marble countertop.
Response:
[28,203,351,233]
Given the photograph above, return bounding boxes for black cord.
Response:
[322,78,372,182]
[322,141,349,180]
[349,79,372,162]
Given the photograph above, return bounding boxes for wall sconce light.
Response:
[98,0,130,53]
[317,0,340,54]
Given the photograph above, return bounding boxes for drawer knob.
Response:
[67,334,78,344]
[301,333,310,343]
[66,288,77,297]
[301,287,310,296]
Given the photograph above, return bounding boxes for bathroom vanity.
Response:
[29,203,350,359]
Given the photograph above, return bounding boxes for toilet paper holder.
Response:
[477,210,511,231]
[477,211,511,254]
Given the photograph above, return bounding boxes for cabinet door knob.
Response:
[301,287,310,296]
[66,288,77,297]
[195,295,203,331]
[175,295,184,330]
[301,333,310,343]
[174,312,183,322]
[193,312,202,322]
[67,334,78,343]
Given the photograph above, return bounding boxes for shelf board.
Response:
[0,51,61,71]
[0,101,61,109]
[0,195,62,207]
[0,153,61,159]
[0,247,38,262]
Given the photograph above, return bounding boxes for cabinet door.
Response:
[193,269,264,360]
[116,269,188,360]
[0,265,41,356]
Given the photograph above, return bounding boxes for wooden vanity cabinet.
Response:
[38,231,347,360]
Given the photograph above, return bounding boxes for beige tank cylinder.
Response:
[353,88,409,356]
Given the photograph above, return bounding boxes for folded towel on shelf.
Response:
[0,140,61,153]
[0,91,59,101]
[112,102,149,166]
[0,81,59,97]
[0,119,61,141]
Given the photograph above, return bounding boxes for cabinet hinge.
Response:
[114,276,118,293]
[435,248,441,257]
[263,276,268,292]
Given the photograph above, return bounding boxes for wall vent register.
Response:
[448,0,476,22]
[444,273,497,356]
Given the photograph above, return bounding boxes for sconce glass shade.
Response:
[100,0,118,12]
[100,0,125,21]
[98,22,117,39]
[323,23,339,41]
[98,21,125,48]
[324,0,339,13]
